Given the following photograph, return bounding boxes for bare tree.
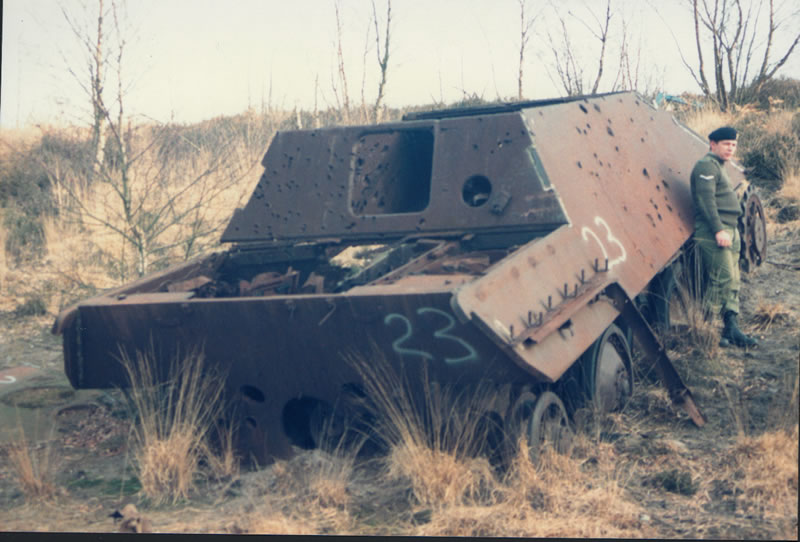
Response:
[672,0,800,110]
[332,0,352,123]
[330,1,393,125]
[360,18,371,124]
[613,13,647,92]
[546,0,613,96]
[547,16,585,96]
[61,0,110,179]
[38,123,255,279]
[517,0,542,99]
[45,0,256,279]
[372,0,392,123]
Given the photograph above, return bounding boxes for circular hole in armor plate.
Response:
[240,385,265,403]
[462,175,492,207]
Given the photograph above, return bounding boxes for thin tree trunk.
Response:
[373,0,391,124]
[92,0,107,177]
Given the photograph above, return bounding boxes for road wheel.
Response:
[526,391,573,462]
[582,323,633,413]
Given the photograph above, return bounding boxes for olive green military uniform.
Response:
[690,152,742,315]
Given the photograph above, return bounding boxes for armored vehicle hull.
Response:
[53,92,766,463]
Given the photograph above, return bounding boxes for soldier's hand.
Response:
[715,229,732,247]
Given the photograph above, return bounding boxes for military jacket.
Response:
[690,152,741,233]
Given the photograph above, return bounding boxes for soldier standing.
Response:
[690,126,758,348]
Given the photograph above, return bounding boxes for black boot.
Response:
[721,310,758,348]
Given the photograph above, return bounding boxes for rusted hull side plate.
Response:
[63,290,537,462]
[454,93,743,381]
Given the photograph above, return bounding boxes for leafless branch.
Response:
[517,0,542,99]
[333,0,351,123]
[372,0,392,123]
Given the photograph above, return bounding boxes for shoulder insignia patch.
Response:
[699,174,715,180]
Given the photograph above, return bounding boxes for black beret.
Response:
[708,126,737,141]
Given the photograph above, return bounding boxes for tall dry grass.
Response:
[751,300,794,332]
[43,122,258,280]
[228,443,360,535]
[340,352,650,536]
[0,112,275,315]
[716,427,799,520]
[120,348,237,504]
[6,423,59,502]
[228,351,649,537]
[416,441,647,538]
[754,108,797,136]
[346,352,507,509]
[657,256,720,363]
[681,105,799,198]
[779,166,800,202]
[680,105,738,142]
[280,448,355,529]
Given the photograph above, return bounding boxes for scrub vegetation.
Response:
[1,83,799,536]
[119,348,237,504]
[6,425,59,503]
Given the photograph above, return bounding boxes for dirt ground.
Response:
[0,223,797,538]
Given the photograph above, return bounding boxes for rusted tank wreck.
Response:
[52,91,767,463]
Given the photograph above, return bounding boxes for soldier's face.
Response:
[710,139,737,162]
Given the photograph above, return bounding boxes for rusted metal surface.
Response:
[603,282,705,427]
[65,285,532,462]
[53,91,765,463]
[453,93,707,382]
[221,113,567,245]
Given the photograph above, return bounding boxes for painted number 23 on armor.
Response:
[581,216,627,270]
[384,307,479,365]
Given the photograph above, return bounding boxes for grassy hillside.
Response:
[1,87,798,317]
[0,87,798,537]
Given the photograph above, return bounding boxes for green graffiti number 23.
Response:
[383,307,479,365]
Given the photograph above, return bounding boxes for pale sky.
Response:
[2,0,799,129]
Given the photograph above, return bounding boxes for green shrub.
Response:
[13,295,48,317]
[2,205,46,264]
[39,131,93,168]
[739,76,800,110]
[736,113,800,190]
[0,132,84,265]
[776,204,800,223]
[0,148,54,218]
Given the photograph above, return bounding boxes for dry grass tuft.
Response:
[758,108,798,136]
[7,426,59,502]
[387,442,496,508]
[120,348,236,504]
[680,106,737,142]
[725,428,799,519]
[236,514,312,535]
[342,352,649,536]
[309,476,350,510]
[303,448,356,511]
[346,352,506,508]
[418,442,647,538]
[751,300,794,332]
[135,433,196,502]
[779,166,800,202]
[237,447,357,535]
[416,504,523,537]
[676,302,719,361]
[662,258,720,362]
